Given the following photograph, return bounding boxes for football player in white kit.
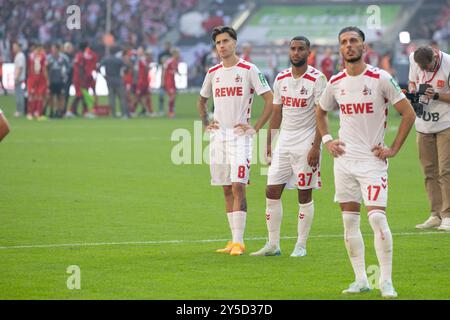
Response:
[0,108,10,142]
[198,26,274,256]
[316,27,416,298]
[250,36,327,258]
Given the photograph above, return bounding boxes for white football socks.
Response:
[368,210,393,285]
[297,201,314,248]
[266,198,283,247]
[227,212,234,242]
[342,212,368,282]
[233,211,247,244]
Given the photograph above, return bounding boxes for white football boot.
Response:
[380,280,398,299]
[290,243,307,257]
[249,243,281,256]
[342,280,371,294]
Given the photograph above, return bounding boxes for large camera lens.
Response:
[412,102,424,117]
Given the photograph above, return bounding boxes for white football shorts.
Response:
[267,132,322,190]
[209,131,253,186]
[333,157,389,207]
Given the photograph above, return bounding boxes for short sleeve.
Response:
[319,81,337,111]
[272,77,281,105]
[313,74,328,105]
[200,71,212,98]
[18,54,25,68]
[408,52,418,84]
[249,65,271,95]
[380,70,405,105]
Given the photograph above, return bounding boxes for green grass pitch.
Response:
[0,93,448,300]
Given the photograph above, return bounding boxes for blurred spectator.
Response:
[202,12,225,34]
[99,46,129,118]
[133,47,154,116]
[203,45,220,71]
[241,42,252,62]
[308,45,318,69]
[364,43,381,67]
[158,41,172,116]
[380,51,396,77]
[47,43,70,118]
[13,41,26,117]
[320,47,335,80]
[62,42,75,114]
[26,44,48,120]
[0,0,198,58]
[163,49,180,119]
[67,41,90,117]
[0,37,9,95]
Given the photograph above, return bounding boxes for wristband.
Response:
[322,134,333,144]
[433,93,439,100]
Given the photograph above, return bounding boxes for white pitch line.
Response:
[0,231,447,250]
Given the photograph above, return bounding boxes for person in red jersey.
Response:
[321,47,335,80]
[134,47,153,116]
[122,48,135,115]
[68,42,89,117]
[83,44,98,106]
[163,49,180,118]
[27,44,48,120]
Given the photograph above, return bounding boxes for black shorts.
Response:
[50,83,64,95]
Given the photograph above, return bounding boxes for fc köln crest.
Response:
[300,86,308,95]
[363,85,372,95]
[215,77,220,83]
[282,86,287,92]
[235,74,242,82]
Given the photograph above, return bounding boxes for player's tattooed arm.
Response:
[198,95,210,127]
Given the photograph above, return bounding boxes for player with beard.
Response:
[316,26,416,298]
[250,36,327,257]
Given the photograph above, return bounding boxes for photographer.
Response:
[409,45,450,231]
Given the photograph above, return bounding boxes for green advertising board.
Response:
[240,4,401,44]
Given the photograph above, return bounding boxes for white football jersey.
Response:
[200,59,271,134]
[409,50,450,133]
[319,64,405,160]
[273,66,327,144]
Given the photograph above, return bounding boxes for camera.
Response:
[404,84,432,117]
